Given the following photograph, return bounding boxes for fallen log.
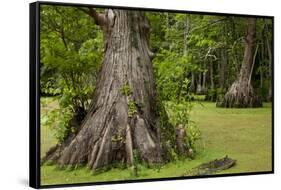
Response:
[183,155,236,176]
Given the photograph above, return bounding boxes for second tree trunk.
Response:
[219,18,262,108]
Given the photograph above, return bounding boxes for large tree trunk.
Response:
[219,18,262,108]
[44,9,165,170]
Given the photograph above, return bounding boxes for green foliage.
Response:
[165,101,192,126]
[120,83,138,118]
[186,124,201,150]
[150,12,272,102]
[111,134,123,142]
[205,88,226,102]
[41,99,73,143]
[120,83,132,96]
[154,95,177,161]
[131,149,142,177]
[40,5,103,141]
[153,49,194,100]
[111,127,125,143]
[165,100,201,152]
[128,99,137,118]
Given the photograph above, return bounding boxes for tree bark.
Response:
[248,44,259,87]
[260,42,264,96]
[44,9,165,170]
[175,125,193,158]
[219,18,262,108]
[196,72,203,94]
[265,24,272,101]
[219,48,227,90]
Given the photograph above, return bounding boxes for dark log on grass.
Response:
[183,156,236,176]
[218,18,262,108]
[43,9,169,171]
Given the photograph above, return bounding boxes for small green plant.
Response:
[41,106,73,143]
[120,83,138,118]
[165,100,193,127]
[111,134,123,142]
[120,83,132,96]
[128,99,137,118]
[111,127,126,143]
[186,123,201,150]
[165,141,179,162]
[165,100,201,154]
[131,149,142,177]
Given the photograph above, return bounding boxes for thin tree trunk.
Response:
[249,44,259,86]
[202,61,207,94]
[266,24,272,101]
[197,68,202,94]
[183,15,189,55]
[209,60,215,101]
[190,72,196,93]
[220,48,227,90]
[260,42,264,95]
[210,62,214,91]
[177,15,190,100]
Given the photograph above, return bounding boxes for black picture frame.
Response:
[30,1,274,189]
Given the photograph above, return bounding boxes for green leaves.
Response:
[120,83,132,96]
[41,98,73,143]
[40,5,103,95]
[127,100,137,118]
[40,5,103,142]
[186,124,201,150]
[165,101,193,127]
[165,100,201,151]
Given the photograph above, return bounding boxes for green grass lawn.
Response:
[40,98,272,186]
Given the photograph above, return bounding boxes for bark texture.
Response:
[218,18,262,108]
[266,27,272,102]
[175,125,193,158]
[44,10,164,170]
[219,48,227,90]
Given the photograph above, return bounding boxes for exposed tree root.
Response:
[218,80,262,108]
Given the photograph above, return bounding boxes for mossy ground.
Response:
[40,98,272,186]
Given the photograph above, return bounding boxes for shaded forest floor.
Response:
[40,98,272,185]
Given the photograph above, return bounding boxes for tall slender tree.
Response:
[265,23,272,101]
